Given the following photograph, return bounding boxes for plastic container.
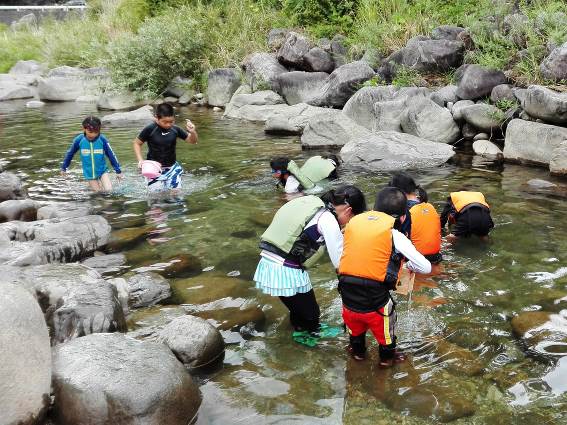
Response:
[141,160,162,179]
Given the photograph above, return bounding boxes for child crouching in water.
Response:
[61,116,122,193]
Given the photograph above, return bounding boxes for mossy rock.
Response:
[170,273,250,305]
[105,226,149,253]
[194,305,265,331]
[511,311,551,336]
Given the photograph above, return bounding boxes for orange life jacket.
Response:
[450,191,489,213]
[409,202,441,256]
[339,211,401,284]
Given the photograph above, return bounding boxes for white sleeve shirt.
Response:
[284,175,301,194]
[392,229,432,274]
[305,209,343,269]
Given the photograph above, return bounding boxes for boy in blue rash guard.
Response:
[60,116,122,192]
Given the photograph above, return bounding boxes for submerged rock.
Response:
[81,253,127,274]
[52,333,201,425]
[126,272,172,308]
[195,305,266,331]
[0,199,39,223]
[101,105,154,125]
[0,283,51,425]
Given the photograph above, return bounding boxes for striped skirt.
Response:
[253,256,312,297]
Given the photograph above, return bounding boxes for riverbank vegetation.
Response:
[0,0,565,95]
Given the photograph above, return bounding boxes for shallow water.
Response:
[1,101,567,424]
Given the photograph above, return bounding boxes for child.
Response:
[60,116,122,192]
[338,187,431,367]
[270,155,339,194]
[133,103,198,192]
[389,172,442,263]
[440,190,494,241]
[254,185,366,346]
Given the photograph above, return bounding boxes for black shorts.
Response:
[453,206,494,237]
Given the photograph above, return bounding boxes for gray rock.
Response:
[264,103,330,134]
[2,264,126,344]
[521,85,567,125]
[38,66,90,101]
[513,87,528,104]
[462,123,477,140]
[81,253,127,274]
[401,97,460,144]
[97,92,145,110]
[52,333,201,425]
[451,99,475,120]
[550,140,567,176]
[101,105,154,125]
[11,13,36,30]
[473,140,503,157]
[165,76,193,98]
[340,131,455,170]
[343,86,397,130]
[527,179,557,188]
[275,71,328,105]
[504,119,567,168]
[75,95,99,103]
[36,202,93,220]
[0,215,111,266]
[127,272,172,308]
[304,47,335,73]
[301,111,371,148]
[268,28,290,51]
[223,90,288,123]
[455,65,507,100]
[460,104,504,132]
[374,97,409,132]
[361,47,383,71]
[430,85,458,106]
[242,53,288,92]
[157,315,225,369]
[0,199,39,223]
[307,61,375,108]
[0,283,51,425]
[0,81,36,101]
[162,96,177,104]
[431,25,466,41]
[207,68,241,107]
[277,32,313,69]
[0,172,27,201]
[490,84,515,103]
[389,37,465,73]
[26,100,45,108]
[473,133,489,141]
[107,277,129,316]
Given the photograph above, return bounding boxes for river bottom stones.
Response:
[52,333,202,425]
[0,284,51,425]
[158,315,225,370]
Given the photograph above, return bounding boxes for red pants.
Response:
[342,298,397,346]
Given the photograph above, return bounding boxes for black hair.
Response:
[374,187,407,218]
[321,185,367,215]
[82,115,101,131]
[416,186,428,203]
[322,154,340,167]
[270,157,290,172]
[388,172,417,195]
[155,103,175,118]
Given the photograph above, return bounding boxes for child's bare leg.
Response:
[88,179,102,192]
[99,173,113,192]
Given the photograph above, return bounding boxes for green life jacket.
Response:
[300,156,336,185]
[261,195,325,257]
[286,160,315,190]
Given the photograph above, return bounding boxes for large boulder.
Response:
[223,90,288,123]
[97,92,146,110]
[52,333,201,425]
[460,104,505,132]
[451,99,475,121]
[374,97,410,132]
[540,41,567,82]
[0,284,51,425]
[304,47,334,73]
[550,140,567,176]
[0,215,111,266]
[455,65,507,100]
[400,97,460,144]
[301,111,371,148]
[2,264,126,344]
[207,68,241,107]
[267,28,290,51]
[342,86,398,130]
[307,61,375,108]
[81,253,127,275]
[521,85,567,125]
[340,131,455,170]
[395,37,465,73]
[157,315,225,370]
[0,172,27,201]
[276,31,312,69]
[264,103,330,134]
[431,25,466,41]
[504,119,567,168]
[430,85,458,107]
[275,71,328,105]
[101,105,154,126]
[0,79,36,101]
[242,52,288,92]
[38,66,89,101]
[36,202,93,220]
[0,199,39,223]
[9,60,46,77]
[127,272,172,308]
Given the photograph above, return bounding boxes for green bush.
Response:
[283,0,357,38]
[0,30,42,73]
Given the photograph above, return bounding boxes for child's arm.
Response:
[439,198,453,228]
[184,119,198,144]
[61,137,81,173]
[102,137,122,175]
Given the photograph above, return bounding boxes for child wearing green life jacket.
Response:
[270,155,339,194]
[60,116,122,192]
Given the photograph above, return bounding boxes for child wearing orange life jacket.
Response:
[338,187,431,367]
[389,173,442,264]
[440,190,494,240]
